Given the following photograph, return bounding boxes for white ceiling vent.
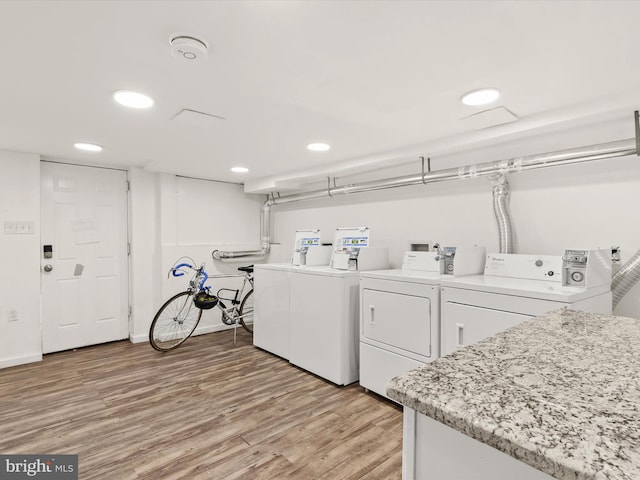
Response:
[460,106,519,130]
[171,109,225,127]
[169,33,209,62]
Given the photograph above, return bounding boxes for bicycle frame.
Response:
[150,259,254,352]
[216,274,253,324]
[171,260,253,328]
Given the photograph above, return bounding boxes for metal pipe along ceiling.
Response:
[267,139,636,206]
[212,138,637,261]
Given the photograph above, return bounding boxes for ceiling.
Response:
[1,0,639,194]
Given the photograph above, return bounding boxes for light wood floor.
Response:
[0,330,402,479]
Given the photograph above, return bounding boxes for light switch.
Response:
[4,222,16,234]
[4,221,35,234]
[17,222,34,233]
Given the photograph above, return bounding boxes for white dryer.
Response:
[359,254,440,401]
[440,250,612,356]
[359,248,486,402]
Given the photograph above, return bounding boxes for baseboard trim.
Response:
[129,333,148,344]
[0,353,42,369]
[129,323,234,344]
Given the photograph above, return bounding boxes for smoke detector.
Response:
[169,33,209,62]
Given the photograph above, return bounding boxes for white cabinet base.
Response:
[403,408,553,480]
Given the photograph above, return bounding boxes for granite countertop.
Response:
[387,309,640,480]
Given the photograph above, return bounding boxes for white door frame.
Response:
[40,160,130,353]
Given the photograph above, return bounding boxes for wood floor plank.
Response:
[0,329,402,479]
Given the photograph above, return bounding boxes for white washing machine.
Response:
[440,250,612,356]
[359,248,487,402]
[255,228,389,385]
[289,266,362,385]
[254,229,332,360]
[287,226,390,386]
[253,263,292,359]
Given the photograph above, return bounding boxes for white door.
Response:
[41,162,129,353]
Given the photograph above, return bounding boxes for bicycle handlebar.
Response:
[171,263,193,277]
[170,262,209,291]
[169,260,249,293]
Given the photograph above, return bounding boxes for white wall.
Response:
[0,160,265,361]
[0,151,41,368]
[269,154,640,318]
[269,181,495,265]
[128,167,162,343]
[129,172,265,342]
[3,139,640,367]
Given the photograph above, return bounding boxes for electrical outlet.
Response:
[8,309,18,322]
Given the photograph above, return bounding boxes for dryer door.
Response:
[442,302,531,356]
[362,289,431,357]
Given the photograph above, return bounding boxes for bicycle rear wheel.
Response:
[149,291,202,352]
[238,289,254,333]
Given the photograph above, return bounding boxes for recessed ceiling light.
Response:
[231,166,249,173]
[74,142,103,152]
[461,88,500,106]
[307,143,331,152]
[113,90,154,109]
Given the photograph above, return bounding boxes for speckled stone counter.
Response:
[387,309,640,480]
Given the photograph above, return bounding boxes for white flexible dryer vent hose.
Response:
[612,249,640,308]
[491,174,515,254]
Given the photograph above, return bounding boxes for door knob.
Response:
[43,264,53,272]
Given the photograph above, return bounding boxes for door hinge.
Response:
[128,305,132,318]
[126,180,130,191]
[127,242,131,255]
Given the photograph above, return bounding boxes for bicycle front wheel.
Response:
[149,291,202,352]
[238,289,254,334]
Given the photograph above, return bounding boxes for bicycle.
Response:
[149,258,254,352]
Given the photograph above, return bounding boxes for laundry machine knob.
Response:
[571,271,584,283]
[535,259,543,267]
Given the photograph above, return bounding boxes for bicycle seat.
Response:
[237,265,254,274]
